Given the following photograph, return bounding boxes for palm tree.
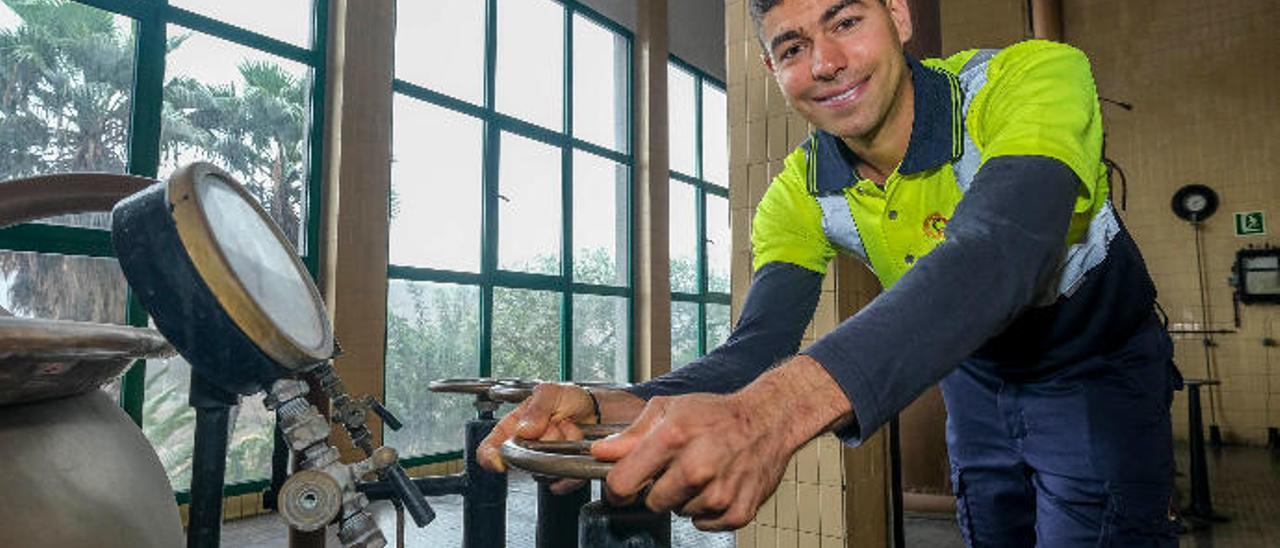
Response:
[0,0,307,487]
[0,0,133,325]
[161,57,308,245]
[0,0,132,178]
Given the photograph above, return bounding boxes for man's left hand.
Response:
[589,355,853,531]
[590,391,792,531]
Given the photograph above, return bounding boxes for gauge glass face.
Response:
[1183,193,1208,213]
[197,174,326,350]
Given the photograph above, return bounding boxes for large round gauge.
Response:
[112,162,334,395]
[1171,184,1219,222]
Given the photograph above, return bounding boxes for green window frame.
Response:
[0,0,328,502]
[668,56,730,364]
[386,0,634,466]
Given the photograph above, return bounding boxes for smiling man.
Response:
[480,1,1179,545]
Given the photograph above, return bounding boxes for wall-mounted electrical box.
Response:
[1235,247,1280,304]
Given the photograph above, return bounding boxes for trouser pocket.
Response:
[1100,481,1178,547]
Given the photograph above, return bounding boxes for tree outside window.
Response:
[668,58,731,366]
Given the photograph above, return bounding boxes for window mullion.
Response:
[561,143,574,381]
[560,2,575,382]
[117,3,166,421]
[477,0,500,378]
[696,185,708,356]
[479,121,499,378]
[303,0,330,276]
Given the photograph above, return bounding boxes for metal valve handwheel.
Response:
[487,379,540,403]
[427,377,521,395]
[486,379,633,404]
[499,423,629,480]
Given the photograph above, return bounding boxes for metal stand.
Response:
[536,480,591,547]
[186,374,239,548]
[578,499,671,548]
[889,416,904,548]
[1182,379,1228,525]
[463,404,507,548]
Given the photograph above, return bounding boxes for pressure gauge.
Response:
[1171,184,1219,222]
[112,162,335,395]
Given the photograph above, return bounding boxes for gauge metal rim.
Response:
[166,162,334,368]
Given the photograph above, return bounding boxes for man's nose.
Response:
[811,36,845,81]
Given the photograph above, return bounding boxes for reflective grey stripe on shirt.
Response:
[817,193,869,265]
[952,49,1120,301]
[1053,200,1121,299]
[952,49,996,193]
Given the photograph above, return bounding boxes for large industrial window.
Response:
[668,58,730,368]
[0,0,327,501]
[387,0,632,462]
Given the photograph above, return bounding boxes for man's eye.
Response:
[836,17,858,31]
[780,44,803,60]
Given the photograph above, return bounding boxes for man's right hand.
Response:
[478,383,631,477]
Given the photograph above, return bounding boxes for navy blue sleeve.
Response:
[802,155,1079,446]
[625,261,823,399]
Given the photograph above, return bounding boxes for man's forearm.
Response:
[730,354,853,453]
[626,262,824,400]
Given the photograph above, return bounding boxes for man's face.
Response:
[760,0,913,141]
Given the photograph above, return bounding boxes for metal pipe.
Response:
[536,480,591,548]
[578,499,671,548]
[890,417,905,548]
[359,473,468,499]
[1029,0,1064,41]
[464,418,507,548]
[186,403,231,548]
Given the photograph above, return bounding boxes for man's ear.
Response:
[761,51,776,73]
[887,0,913,45]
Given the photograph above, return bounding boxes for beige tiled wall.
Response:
[726,2,891,546]
[1062,0,1280,446]
[941,0,1280,446]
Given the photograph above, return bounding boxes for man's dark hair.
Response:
[750,0,889,31]
[748,0,785,29]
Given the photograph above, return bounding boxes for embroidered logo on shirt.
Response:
[924,213,948,240]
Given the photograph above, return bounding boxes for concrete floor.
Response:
[223,442,1280,547]
[898,442,1280,548]
[222,469,732,547]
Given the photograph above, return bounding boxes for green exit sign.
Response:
[1235,211,1266,236]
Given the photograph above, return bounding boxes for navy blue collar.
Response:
[806,55,963,194]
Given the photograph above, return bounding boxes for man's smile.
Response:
[812,75,869,108]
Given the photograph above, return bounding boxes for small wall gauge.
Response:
[1171,184,1220,222]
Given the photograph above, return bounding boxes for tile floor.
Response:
[221,443,1280,547]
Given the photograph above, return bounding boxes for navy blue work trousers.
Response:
[940,317,1181,547]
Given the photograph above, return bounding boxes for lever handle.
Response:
[386,464,435,526]
[368,397,403,431]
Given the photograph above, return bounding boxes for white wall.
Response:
[668,0,726,81]
[578,0,725,81]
